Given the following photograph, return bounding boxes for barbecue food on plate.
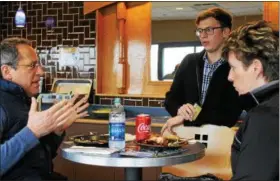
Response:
[145,133,168,146]
[164,134,180,141]
[139,133,185,147]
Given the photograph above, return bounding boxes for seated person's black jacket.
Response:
[231,80,279,180]
[165,50,242,127]
[0,79,65,180]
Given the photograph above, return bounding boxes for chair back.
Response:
[162,124,235,180]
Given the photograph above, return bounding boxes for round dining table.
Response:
[61,142,205,181]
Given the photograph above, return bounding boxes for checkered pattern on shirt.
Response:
[200,53,224,105]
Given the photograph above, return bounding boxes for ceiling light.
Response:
[176,7,183,10]
[45,17,55,28]
[191,3,220,11]
[15,2,26,28]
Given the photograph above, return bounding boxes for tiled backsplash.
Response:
[37,46,96,91]
[0,1,96,93]
[0,2,95,46]
[95,96,165,108]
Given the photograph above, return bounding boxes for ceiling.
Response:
[152,2,263,20]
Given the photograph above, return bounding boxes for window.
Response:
[162,47,194,77]
[150,45,159,81]
[150,42,203,81]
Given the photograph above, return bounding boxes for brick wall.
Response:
[95,96,165,107]
[0,1,96,94]
[38,46,96,92]
[0,1,95,46]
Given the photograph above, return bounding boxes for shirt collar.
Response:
[203,52,225,65]
[251,80,279,104]
[240,80,279,111]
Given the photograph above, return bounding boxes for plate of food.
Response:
[136,133,188,149]
[70,133,136,147]
[71,134,109,147]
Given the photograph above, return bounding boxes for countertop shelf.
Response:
[75,118,164,128]
[75,118,239,131]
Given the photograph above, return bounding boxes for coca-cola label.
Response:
[137,123,150,133]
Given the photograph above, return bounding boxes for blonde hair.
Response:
[223,20,279,81]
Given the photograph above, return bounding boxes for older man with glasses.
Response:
[0,37,89,180]
[162,7,243,134]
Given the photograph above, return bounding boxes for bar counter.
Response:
[75,118,239,130]
[75,118,164,128]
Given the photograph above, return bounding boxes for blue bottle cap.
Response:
[114,98,121,104]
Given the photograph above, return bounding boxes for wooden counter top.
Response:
[75,118,164,128]
[95,93,165,98]
[75,119,239,130]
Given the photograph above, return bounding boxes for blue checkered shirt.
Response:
[200,53,224,105]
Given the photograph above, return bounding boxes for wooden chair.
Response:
[162,124,235,180]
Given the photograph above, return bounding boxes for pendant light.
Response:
[45,16,55,33]
[15,2,26,28]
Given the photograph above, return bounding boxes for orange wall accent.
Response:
[96,4,119,94]
[95,2,169,97]
[84,2,115,15]
[125,2,151,95]
[263,2,279,29]
[116,2,127,94]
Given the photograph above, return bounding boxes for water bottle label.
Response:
[109,123,125,141]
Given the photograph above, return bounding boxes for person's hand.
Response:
[177,103,196,121]
[55,94,89,132]
[27,97,74,138]
[161,115,184,135]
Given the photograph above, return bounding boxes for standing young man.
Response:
[162,8,242,134]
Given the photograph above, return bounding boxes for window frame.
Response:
[155,41,203,80]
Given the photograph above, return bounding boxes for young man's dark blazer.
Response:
[164,50,242,127]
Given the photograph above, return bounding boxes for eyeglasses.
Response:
[17,62,42,70]
[195,26,224,37]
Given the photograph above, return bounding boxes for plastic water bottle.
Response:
[109,98,126,150]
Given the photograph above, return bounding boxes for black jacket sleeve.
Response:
[164,54,195,116]
[183,61,242,127]
[185,79,242,127]
[231,111,279,180]
[166,53,242,128]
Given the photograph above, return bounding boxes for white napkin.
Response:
[64,146,119,155]
[125,133,136,142]
[100,133,135,142]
